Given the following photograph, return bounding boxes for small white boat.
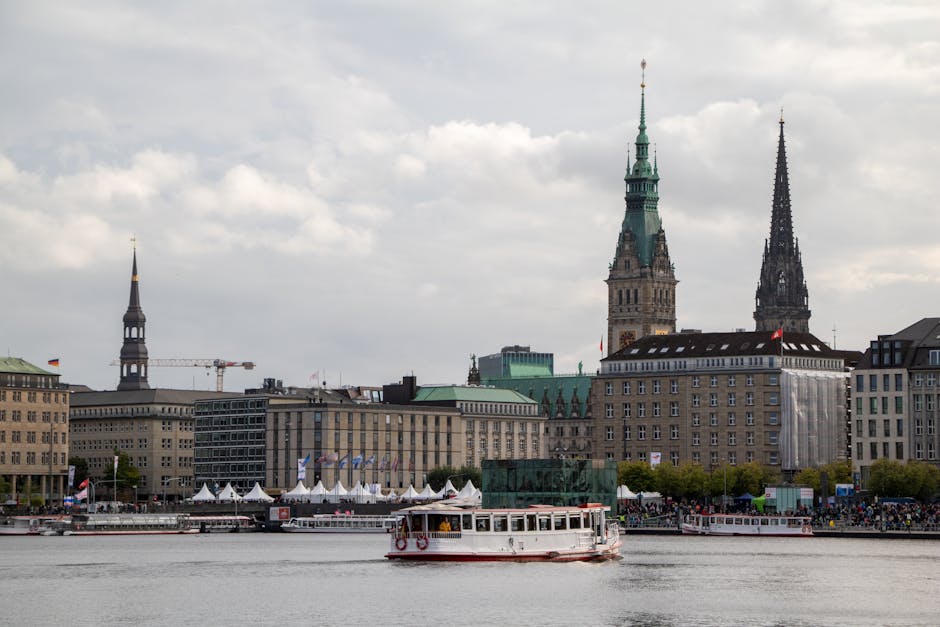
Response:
[0,516,67,536]
[281,514,398,533]
[386,502,621,562]
[188,515,257,533]
[681,513,813,537]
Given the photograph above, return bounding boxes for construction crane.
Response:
[111,359,255,391]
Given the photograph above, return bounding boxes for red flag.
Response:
[771,328,783,341]
[47,358,60,367]
[600,336,604,353]
[78,478,89,489]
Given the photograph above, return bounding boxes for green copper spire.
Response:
[621,59,661,266]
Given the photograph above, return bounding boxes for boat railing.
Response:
[424,531,462,540]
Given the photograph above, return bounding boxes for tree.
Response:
[427,465,480,492]
[676,462,708,500]
[793,467,821,493]
[96,450,141,500]
[868,459,906,497]
[652,462,682,498]
[618,461,655,492]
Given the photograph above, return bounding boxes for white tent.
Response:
[216,482,242,502]
[242,482,274,503]
[326,481,347,503]
[347,482,376,504]
[281,481,309,501]
[416,485,435,500]
[309,480,328,503]
[456,479,478,499]
[192,483,216,502]
[617,485,638,500]
[400,484,420,501]
[441,479,458,498]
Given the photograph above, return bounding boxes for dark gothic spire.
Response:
[754,114,811,334]
[118,245,150,390]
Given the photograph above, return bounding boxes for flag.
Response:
[78,478,89,490]
[600,337,604,353]
[352,454,364,469]
[75,488,88,501]
[408,457,414,471]
[323,452,339,467]
[297,458,308,481]
[378,455,388,470]
[114,455,119,474]
[47,358,60,367]
[364,455,375,467]
[391,457,399,472]
[338,453,350,469]
[68,465,76,489]
[771,328,783,341]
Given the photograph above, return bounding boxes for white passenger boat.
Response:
[189,515,257,533]
[281,514,398,533]
[386,502,621,562]
[681,513,813,537]
[48,513,198,535]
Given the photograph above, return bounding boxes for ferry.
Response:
[281,514,398,533]
[681,513,814,537]
[386,502,621,562]
[0,516,67,536]
[189,515,257,533]
[48,513,198,535]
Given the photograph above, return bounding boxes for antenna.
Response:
[832,324,837,349]
[640,58,647,88]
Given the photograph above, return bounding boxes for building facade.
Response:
[592,331,848,472]
[851,318,940,484]
[754,118,811,334]
[478,346,554,380]
[0,358,69,504]
[606,64,677,352]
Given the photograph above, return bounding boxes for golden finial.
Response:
[640,58,647,89]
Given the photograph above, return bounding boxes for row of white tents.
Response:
[190,479,483,505]
[617,485,663,501]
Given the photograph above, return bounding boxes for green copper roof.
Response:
[621,72,662,267]
[507,363,553,377]
[0,357,56,376]
[413,386,536,404]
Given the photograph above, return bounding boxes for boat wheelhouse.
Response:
[281,514,398,533]
[386,502,621,562]
[681,513,813,537]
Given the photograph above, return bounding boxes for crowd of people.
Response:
[812,501,940,531]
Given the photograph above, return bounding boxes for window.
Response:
[670,425,679,440]
[709,393,718,407]
[746,412,754,426]
[728,413,736,426]
[710,432,718,446]
[652,402,661,417]
[605,426,613,441]
[670,401,679,417]
[670,380,678,394]
[605,382,613,396]
[638,403,646,418]
[653,380,661,394]
[856,374,864,393]
[896,442,904,460]
[709,413,718,427]
[914,395,923,412]
[768,374,778,385]
[728,375,736,387]
[692,394,701,407]
[653,425,661,440]
[883,420,891,437]
[709,376,717,388]
[622,382,631,395]
[895,373,903,391]
[869,374,877,392]
[768,431,778,446]
[692,376,700,388]
[623,403,632,418]
[895,397,903,414]
[870,442,878,460]
[868,420,876,437]
[692,432,700,446]
[768,412,778,426]
[745,392,754,406]
[769,393,779,405]
[896,419,903,437]
[746,432,754,445]
[728,432,736,446]
[692,414,701,427]
[638,381,646,394]
[605,404,614,418]
[624,426,631,441]
[881,397,889,414]
[728,393,736,406]
[637,425,646,440]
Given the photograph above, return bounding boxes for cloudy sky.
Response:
[2,1,938,393]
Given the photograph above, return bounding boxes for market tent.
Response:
[617,485,638,499]
[308,480,328,503]
[347,482,376,504]
[456,479,478,499]
[216,482,242,502]
[325,481,347,503]
[400,485,420,501]
[441,479,458,498]
[416,485,435,500]
[281,481,309,501]
[192,483,217,502]
[242,482,274,503]
[735,493,755,501]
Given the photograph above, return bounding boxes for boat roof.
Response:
[398,502,609,514]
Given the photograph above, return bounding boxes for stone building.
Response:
[592,330,848,473]
[606,62,677,352]
[0,357,69,504]
[754,117,811,334]
[851,318,940,484]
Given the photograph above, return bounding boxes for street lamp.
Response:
[162,476,184,506]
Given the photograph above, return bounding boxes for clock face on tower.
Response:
[620,330,636,348]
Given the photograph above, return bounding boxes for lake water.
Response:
[1,533,938,626]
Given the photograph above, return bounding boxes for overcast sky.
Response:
[2,1,938,393]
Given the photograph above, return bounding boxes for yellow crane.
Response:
[111,359,255,391]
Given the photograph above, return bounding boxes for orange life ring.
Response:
[395,536,407,551]
[416,534,429,550]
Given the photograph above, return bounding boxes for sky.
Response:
[2,1,939,393]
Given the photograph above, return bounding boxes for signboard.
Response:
[269,506,291,521]
[799,487,814,500]
[835,483,855,497]
[764,487,777,499]
[650,452,662,467]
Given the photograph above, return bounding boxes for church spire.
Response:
[118,242,150,390]
[754,116,811,334]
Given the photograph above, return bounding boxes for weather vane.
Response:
[641,58,647,88]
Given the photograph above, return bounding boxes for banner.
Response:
[297,458,307,481]
[68,465,75,489]
[650,452,662,467]
[113,455,119,474]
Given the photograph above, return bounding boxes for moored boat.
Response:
[386,502,621,562]
[281,514,398,533]
[0,515,67,536]
[48,513,198,535]
[681,513,813,536]
[189,515,257,533]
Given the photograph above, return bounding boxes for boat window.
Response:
[537,515,550,531]
[475,515,490,532]
[582,513,590,528]
[493,515,508,532]
[553,515,567,530]
[734,518,743,525]
[462,514,472,530]
[510,515,524,532]
[569,514,581,529]
[761,518,770,525]
[526,514,536,531]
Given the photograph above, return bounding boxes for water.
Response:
[1,533,938,626]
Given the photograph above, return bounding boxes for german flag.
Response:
[47,358,60,367]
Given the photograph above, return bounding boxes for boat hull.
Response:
[681,514,813,537]
[387,540,622,562]
[61,529,200,536]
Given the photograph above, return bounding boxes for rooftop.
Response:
[0,357,56,376]
[412,385,536,404]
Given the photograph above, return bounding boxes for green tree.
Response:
[734,461,772,496]
[96,450,141,500]
[427,465,480,493]
[676,462,708,500]
[652,462,682,498]
[618,461,655,492]
[902,461,940,501]
[793,467,821,493]
[0,475,9,497]
[868,458,906,496]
